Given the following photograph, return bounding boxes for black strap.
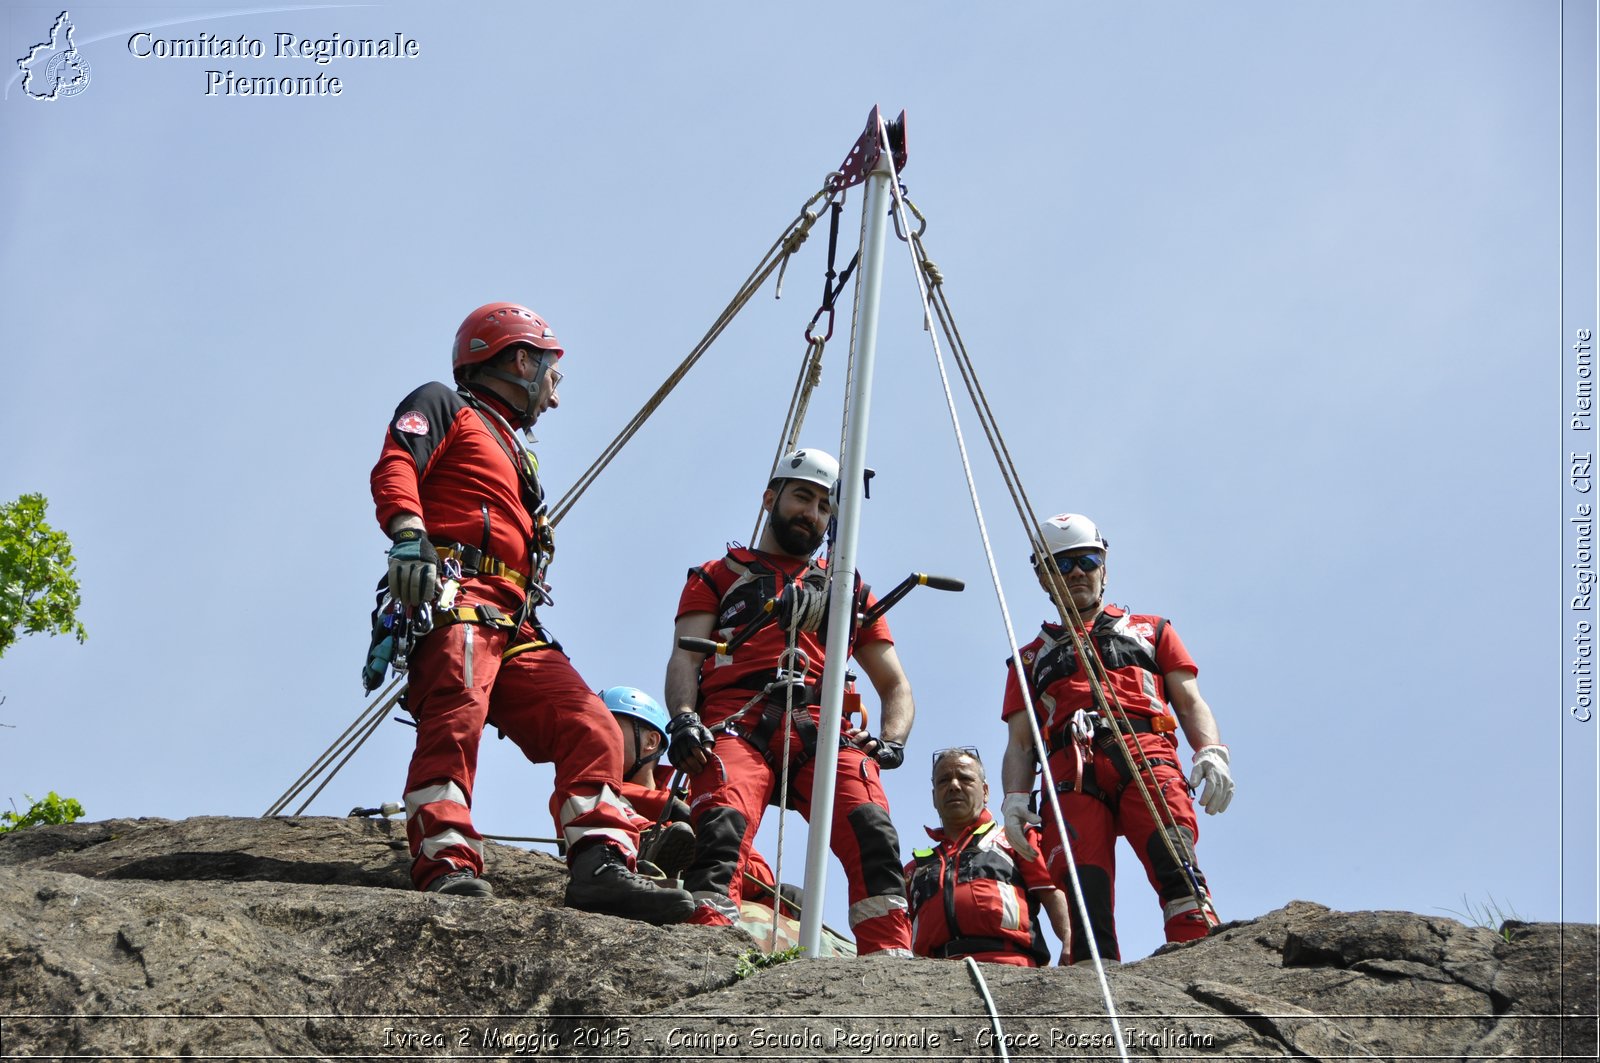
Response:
[459,388,546,519]
[940,841,965,943]
[687,565,721,600]
[733,670,822,694]
[931,935,1023,960]
[1048,713,1169,753]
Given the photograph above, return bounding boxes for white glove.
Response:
[1002,792,1041,861]
[1188,744,1233,815]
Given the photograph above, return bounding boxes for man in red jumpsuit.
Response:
[370,301,694,923]
[662,448,916,955]
[1000,513,1234,963]
[599,685,696,880]
[906,748,1069,966]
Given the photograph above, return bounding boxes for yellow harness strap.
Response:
[435,546,528,589]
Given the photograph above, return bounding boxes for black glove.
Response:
[387,528,439,606]
[665,711,716,772]
[870,737,905,770]
[776,581,828,633]
[665,797,693,824]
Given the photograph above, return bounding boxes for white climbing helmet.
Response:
[771,448,840,491]
[1037,513,1108,557]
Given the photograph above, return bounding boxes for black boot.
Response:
[564,843,697,925]
[639,821,697,882]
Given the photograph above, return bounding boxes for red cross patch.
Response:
[395,411,429,436]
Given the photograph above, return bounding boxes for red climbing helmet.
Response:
[452,302,564,379]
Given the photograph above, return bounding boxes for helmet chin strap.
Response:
[623,718,666,781]
[479,362,550,429]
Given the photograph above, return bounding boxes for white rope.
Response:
[771,640,800,953]
[878,132,1132,1063]
[962,957,1011,1063]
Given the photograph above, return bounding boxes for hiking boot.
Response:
[427,869,494,898]
[639,820,697,881]
[564,843,696,924]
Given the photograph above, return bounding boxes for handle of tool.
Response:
[859,571,966,628]
[677,636,726,655]
[691,597,780,657]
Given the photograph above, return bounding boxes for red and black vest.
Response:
[906,817,1049,965]
[688,548,867,703]
[1025,608,1170,738]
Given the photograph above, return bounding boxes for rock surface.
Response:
[1,817,1594,1061]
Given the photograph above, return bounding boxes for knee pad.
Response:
[847,804,906,898]
[683,806,746,897]
[1145,824,1205,903]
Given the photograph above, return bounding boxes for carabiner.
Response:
[804,305,835,344]
[892,192,928,242]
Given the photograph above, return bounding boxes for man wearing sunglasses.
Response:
[369,302,695,924]
[905,747,1070,966]
[999,513,1233,964]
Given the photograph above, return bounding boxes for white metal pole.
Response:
[798,145,895,958]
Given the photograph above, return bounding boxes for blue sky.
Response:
[1,1,1594,965]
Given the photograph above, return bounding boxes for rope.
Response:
[901,191,1214,927]
[480,833,561,844]
[550,178,840,528]
[962,957,1011,1063]
[1052,588,1215,917]
[263,675,405,817]
[877,133,1131,1063]
[770,637,801,953]
[752,335,828,548]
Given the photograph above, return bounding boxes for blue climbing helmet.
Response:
[600,687,670,737]
[601,686,672,781]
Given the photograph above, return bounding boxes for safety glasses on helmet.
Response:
[1052,551,1104,574]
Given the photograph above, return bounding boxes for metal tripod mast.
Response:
[799,107,904,958]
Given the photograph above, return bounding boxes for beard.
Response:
[770,508,826,556]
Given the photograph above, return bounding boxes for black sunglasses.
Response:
[1052,551,1104,574]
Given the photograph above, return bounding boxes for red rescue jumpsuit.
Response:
[1002,605,1214,962]
[372,381,636,890]
[676,548,912,955]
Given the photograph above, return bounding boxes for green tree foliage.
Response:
[0,791,85,833]
[0,493,87,658]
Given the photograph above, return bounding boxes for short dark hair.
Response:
[458,342,528,383]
